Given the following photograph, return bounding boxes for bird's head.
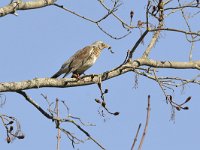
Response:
[92,41,111,50]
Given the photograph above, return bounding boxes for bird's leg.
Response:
[62,73,68,78]
[71,73,81,79]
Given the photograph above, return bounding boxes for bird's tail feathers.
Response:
[51,71,61,78]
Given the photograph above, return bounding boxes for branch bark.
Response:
[138,95,151,150]
[0,0,55,17]
[0,59,200,92]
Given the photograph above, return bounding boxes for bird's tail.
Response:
[51,71,61,78]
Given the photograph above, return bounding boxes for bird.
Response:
[51,41,110,78]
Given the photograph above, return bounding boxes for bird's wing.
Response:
[61,46,93,73]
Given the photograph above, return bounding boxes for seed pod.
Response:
[130,10,134,19]
[183,106,189,110]
[104,89,108,93]
[176,106,180,111]
[95,99,101,103]
[9,126,13,132]
[17,135,25,139]
[185,96,191,103]
[6,137,11,143]
[102,101,106,107]
[114,112,120,116]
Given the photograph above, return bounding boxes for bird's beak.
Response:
[103,43,114,53]
[108,46,114,54]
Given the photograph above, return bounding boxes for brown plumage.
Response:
[51,41,110,78]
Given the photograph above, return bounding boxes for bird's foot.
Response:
[71,73,81,80]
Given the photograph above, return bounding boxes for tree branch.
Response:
[0,59,200,92]
[129,30,149,59]
[150,28,200,36]
[0,0,55,17]
[16,91,105,149]
[138,95,151,150]
[142,0,164,58]
[140,59,200,70]
[131,123,141,150]
[16,90,53,119]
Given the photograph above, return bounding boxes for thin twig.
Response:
[138,95,151,150]
[55,99,61,150]
[177,0,195,61]
[131,123,142,150]
[53,3,96,23]
[98,0,135,30]
[70,120,105,150]
[53,3,131,40]
[153,69,168,98]
[16,90,53,119]
[142,2,164,58]
[150,28,200,36]
[16,91,104,149]
[97,23,131,40]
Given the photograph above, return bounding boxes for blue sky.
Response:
[1,0,200,150]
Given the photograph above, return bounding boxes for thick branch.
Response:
[142,27,161,58]
[142,2,164,58]
[140,59,200,70]
[0,59,200,92]
[0,61,138,92]
[0,0,55,17]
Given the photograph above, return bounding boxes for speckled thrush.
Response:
[51,41,110,78]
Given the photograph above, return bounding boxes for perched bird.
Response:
[51,41,110,78]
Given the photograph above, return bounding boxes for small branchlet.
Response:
[40,96,101,149]
[0,94,6,108]
[96,82,120,116]
[130,10,134,25]
[166,95,191,111]
[0,115,25,143]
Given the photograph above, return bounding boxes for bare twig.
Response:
[164,2,199,11]
[53,3,131,40]
[41,94,55,116]
[98,0,135,30]
[96,23,131,40]
[177,0,195,61]
[17,90,53,119]
[122,50,131,64]
[0,114,24,143]
[16,91,104,149]
[129,30,149,59]
[55,99,61,150]
[59,128,84,147]
[153,69,168,98]
[138,95,151,150]
[53,3,95,23]
[142,0,164,58]
[70,120,106,150]
[150,28,200,36]
[0,94,6,108]
[131,123,141,150]
[96,81,119,116]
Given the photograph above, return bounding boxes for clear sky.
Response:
[1,0,200,150]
